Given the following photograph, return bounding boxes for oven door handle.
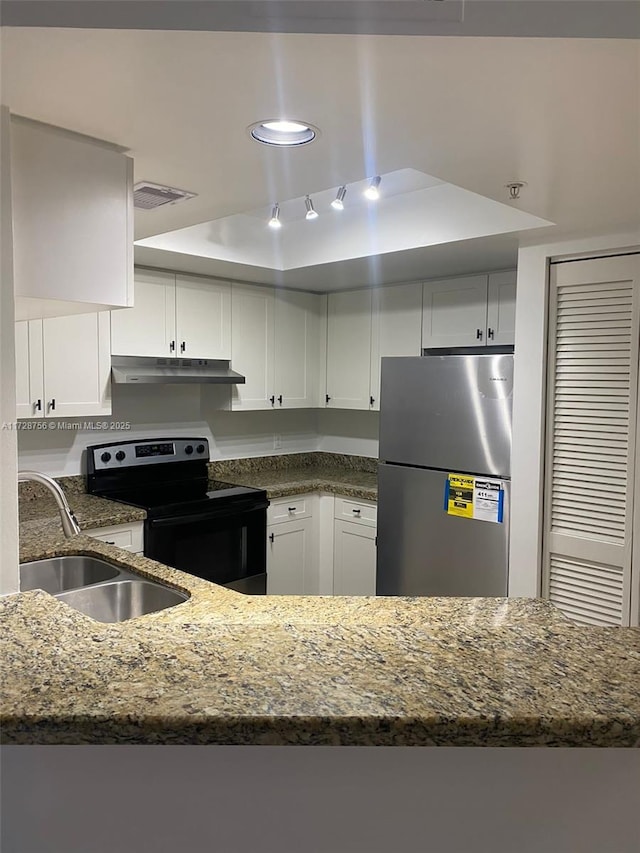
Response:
[148,502,268,528]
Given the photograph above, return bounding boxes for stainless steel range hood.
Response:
[111,356,245,385]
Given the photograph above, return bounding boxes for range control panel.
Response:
[87,438,210,471]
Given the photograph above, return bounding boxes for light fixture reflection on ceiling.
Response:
[268,203,282,229]
[331,186,347,210]
[364,176,382,200]
[305,195,319,220]
[250,119,318,147]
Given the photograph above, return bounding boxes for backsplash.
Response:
[17,385,379,477]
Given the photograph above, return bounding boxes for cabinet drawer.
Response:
[334,497,377,527]
[268,496,312,525]
[84,522,144,553]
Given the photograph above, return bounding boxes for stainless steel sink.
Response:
[19,555,189,621]
[20,556,120,594]
[55,580,188,623]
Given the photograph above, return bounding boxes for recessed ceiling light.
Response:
[268,203,282,229]
[305,195,319,220]
[250,119,318,147]
[331,186,347,211]
[364,176,382,201]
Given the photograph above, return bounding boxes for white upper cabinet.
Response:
[422,275,489,348]
[15,320,43,419]
[274,290,320,409]
[16,313,111,419]
[369,283,423,411]
[111,269,231,360]
[11,116,133,320]
[111,270,176,357]
[175,275,231,360]
[231,284,275,410]
[422,271,516,348]
[231,285,321,411]
[487,270,517,345]
[325,289,372,410]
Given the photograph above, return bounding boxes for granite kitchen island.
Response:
[3,495,639,746]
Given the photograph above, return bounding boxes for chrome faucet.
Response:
[18,471,81,538]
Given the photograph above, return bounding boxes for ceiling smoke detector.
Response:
[133,182,197,210]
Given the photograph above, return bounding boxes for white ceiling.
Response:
[2,28,639,290]
[136,168,552,273]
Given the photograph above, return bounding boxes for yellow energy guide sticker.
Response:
[446,473,474,518]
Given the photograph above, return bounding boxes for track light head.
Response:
[268,203,282,229]
[305,195,319,220]
[331,185,347,211]
[364,176,381,201]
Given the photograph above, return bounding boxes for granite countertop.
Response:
[5,453,639,747]
[209,452,378,501]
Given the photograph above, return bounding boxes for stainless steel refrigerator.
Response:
[377,353,513,596]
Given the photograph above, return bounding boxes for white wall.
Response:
[509,233,640,598]
[17,384,318,476]
[0,105,19,596]
[317,409,379,458]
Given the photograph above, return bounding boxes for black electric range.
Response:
[86,438,269,594]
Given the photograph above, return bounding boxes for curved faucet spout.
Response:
[18,471,81,538]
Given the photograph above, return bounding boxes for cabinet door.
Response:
[370,283,423,411]
[175,275,231,360]
[267,517,315,595]
[111,269,176,357]
[42,312,111,417]
[231,284,275,410]
[274,290,320,408]
[11,116,133,314]
[15,320,44,419]
[487,270,517,345]
[422,275,488,348]
[333,520,377,596]
[326,289,372,410]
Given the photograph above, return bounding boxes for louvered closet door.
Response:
[543,254,640,626]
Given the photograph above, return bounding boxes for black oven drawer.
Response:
[144,505,267,590]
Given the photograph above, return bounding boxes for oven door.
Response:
[144,501,268,594]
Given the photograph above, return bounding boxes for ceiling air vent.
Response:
[133,181,197,210]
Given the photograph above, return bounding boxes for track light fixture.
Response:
[364,176,381,201]
[268,203,282,229]
[331,185,347,211]
[305,195,319,220]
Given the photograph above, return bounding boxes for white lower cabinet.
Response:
[267,517,316,595]
[266,495,319,595]
[333,497,377,596]
[333,522,377,596]
[84,521,144,554]
[265,493,378,596]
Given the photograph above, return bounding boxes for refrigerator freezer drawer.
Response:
[377,463,509,597]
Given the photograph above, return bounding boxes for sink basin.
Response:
[20,555,190,621]
[55,580,188,622]
[20,556,120,594]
